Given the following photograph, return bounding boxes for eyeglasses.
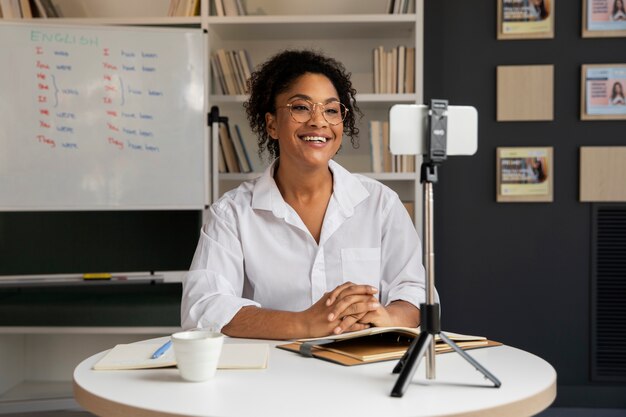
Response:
[277,99,348,126]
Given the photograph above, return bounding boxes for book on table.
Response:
[277,326,501,366]
[93,342,269,371]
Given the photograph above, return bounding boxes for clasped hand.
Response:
[302,281,393,338]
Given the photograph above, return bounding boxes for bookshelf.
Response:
[0,0,423,411]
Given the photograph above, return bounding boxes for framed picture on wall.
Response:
[581,64,626,120]
[496,147,553,202]
[582,0,626,38]
[497,0,555,40]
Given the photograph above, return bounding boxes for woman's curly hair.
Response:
[244,49,361,161]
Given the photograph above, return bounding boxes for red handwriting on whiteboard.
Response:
[37,73,46,80]
[103,48,110,57]
[35,46,43,55]
[105,85,117,92]
[36,61,49,69]
[38,96,47,103]
[40,109,49,116]
[39,120,51,128]
[107,123,119,132]
[103,97,112,104]
[38,83,49,90]
[37,135,55,148]
[108,137,123,149]
[104,75,112,81]
[103,62,118,70]
[106,110,118,117]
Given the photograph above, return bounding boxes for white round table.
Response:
[74,337,556,417]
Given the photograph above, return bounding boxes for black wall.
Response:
[424,1,626,407]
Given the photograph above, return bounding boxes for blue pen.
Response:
[151,340,172,359]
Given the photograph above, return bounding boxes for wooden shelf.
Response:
[208,14,415,40]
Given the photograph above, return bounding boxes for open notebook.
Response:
[93,342,269,370]
[277,327,501,366]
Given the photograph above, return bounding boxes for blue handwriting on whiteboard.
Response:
[127,86,142,95]
[30,31,98,46]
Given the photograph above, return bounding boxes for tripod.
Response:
[389,100,502,398]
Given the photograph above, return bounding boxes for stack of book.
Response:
[167,0,200,17]
[212,0,246,16]
[369,120,416,173]
[217,123,253,174]
[211,49,254,95]
[0,0,60,18]
[386,0,414,14]
[373,45,415,94]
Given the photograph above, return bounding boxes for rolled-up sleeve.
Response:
[181,202,260,331]
[379,197,427,309]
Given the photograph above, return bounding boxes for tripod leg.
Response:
[390,332,432,397]
[392,332,419,374]
[438,332,501,388]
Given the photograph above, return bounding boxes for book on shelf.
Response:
[212,49,253,95]
[19,0,31,18]
[212,0,246,16]
[217,122,252,174]
[168,0,199,17]
[382,120,392,172]
[219,122,241,173]
[210,55,227,95]
[0,0,14,18]
[387,0,412,14]
[372,46,415,94]
[233,124,253,173]
[38,0,59,17]
[369,120,383,173]
[277,326,501,366]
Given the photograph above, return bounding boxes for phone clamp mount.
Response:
[390,99,502,398]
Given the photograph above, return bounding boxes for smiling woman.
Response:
[181,49,427,341]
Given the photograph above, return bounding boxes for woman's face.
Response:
[531,0,543,6]
[616,82,624,95]
[617,0,624,9]
[266,72,344,171]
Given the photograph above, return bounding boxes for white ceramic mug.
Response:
[172,330,224,382]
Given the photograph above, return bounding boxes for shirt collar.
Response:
[328,160,369,217]
[251,159,369,218]
[251,159,286,217]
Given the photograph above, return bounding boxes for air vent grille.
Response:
[592,205,626,381]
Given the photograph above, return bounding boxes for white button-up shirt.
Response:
[181,160,426,331]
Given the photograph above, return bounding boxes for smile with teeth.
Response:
[300,136,328,143]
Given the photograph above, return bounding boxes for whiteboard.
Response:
[0,22,207,210]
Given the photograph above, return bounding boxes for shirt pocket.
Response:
[340,247,381,287]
